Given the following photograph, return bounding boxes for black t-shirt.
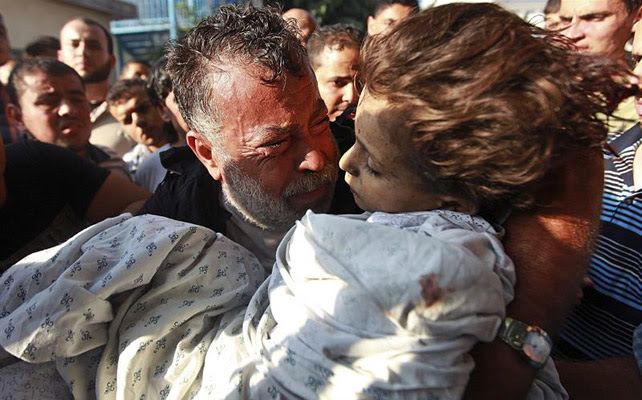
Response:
[139,122,361,232]
[0,141,110,266]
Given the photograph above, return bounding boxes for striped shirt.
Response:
[556,124,642,360]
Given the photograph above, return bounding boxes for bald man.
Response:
[283,8,318,47]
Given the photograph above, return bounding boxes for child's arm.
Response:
[464,148,604,400]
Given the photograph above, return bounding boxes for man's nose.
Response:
[57,98,76,118]
[133,112,145,128]
[343,82,358,105]
[565,18,584,40]
[298,135,327,172]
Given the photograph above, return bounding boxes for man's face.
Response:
[120,62,150,80]
[340,89,444,212]
[559,0,639,62]
[58,20,114,83]
[108,89,167,149]
[0,17,10,66]
[314,46,359,121]
[367,4,414,36]
[164,90,189,135]
[191,65,338,231]
[9,71,91,151]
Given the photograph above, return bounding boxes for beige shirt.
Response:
[89,101,136,157]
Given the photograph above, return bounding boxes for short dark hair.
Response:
[8,58,83,106]
[544,0,560,14]
[106,78,146,105]
[307,24,363,70]
[146,56,171,106]
[362,3,635,211]
[623,0,642,12]
[70,17,114,55]
[23,36,60,58]
[373,0,419,17]
[166,4,306,144]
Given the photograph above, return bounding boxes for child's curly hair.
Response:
[362,2,636,211]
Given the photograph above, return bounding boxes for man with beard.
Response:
[58,18,136,157]
[138,6,360,269]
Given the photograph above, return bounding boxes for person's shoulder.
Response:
[159,145,207,177]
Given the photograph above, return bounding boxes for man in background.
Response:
[307,24,362,122]
[366,0,418,36]
[282,8,318,47]
[559,0,641,134]
[6,58,129,179]
[58,17,136,156]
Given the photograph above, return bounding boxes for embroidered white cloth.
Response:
[0,214,265,400]
[214,211,567,400]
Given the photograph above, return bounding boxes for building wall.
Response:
[0,0,118,50]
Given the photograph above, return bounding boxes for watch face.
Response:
[523,330,551,365]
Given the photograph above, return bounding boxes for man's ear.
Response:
[5,103,25,131]
[158,104,172,123]
[186,130,222,181]
[366,16,376,36]
[109,54,116,69]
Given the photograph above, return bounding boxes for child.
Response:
[211,3,634,400]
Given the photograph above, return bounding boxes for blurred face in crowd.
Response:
[120,62,150,80]
[188,64,338,231]
[367,4,414,36]
[58,19,115,83]
[108,88,167,151]
[559,0,640,62]
[340,89,446,212]
[283,8,317,47]
[314,45,360,121]
[7,71,91,151]
[163,90,188,135]
[0,15,10,66]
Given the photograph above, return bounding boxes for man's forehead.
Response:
[560,0,627,14]
[61,21,106,43]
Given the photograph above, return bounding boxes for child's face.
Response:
[340,90,444,213]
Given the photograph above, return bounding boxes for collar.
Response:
[607,123,642,157]
[90,101,109,123]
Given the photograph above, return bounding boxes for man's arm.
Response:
[465,148,604,400]
[85,172,151,223]
[555,358,642,400]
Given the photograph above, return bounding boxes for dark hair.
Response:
[23,36,60,58]
[307,24,363,69]
[624,0,642,12]
[166,4,306,142]
[8,58,83,106]
[373,0,419,17]
[362,2,635,211]
[106,78,147,104]
[68,18,114,55]
[544,0,560,14]
[146,56,171,106]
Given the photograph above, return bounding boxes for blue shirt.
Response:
[556,124,642,360]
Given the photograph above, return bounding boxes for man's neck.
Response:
[85,80,110,104]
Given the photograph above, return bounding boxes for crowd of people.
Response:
[0,0,640,398]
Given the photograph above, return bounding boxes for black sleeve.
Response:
[14,141,110,217]
[137,174,180,217]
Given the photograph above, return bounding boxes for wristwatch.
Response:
[497,317,552,369]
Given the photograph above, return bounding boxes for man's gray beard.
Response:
[82,59,112,84]
[222,162,337,232]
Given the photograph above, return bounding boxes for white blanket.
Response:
[215,211,567,399]
[0,214,265,400]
